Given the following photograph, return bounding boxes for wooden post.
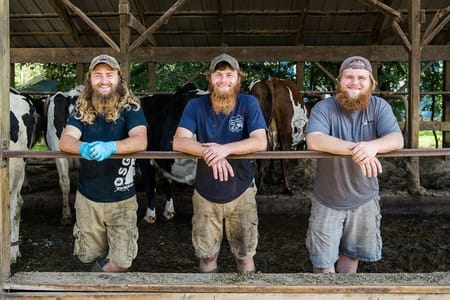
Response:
[10,63,14,87]
[119,0,130,84]
[76,63,85,85]
[148,62,157,92]
[0,0,12,281]
[295,62,304,93]
[406,0,422,192]
[443,61,450,150]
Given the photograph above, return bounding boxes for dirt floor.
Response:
[10,156,450,274]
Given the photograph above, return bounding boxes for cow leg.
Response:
[281,158,292,195]
[55,157,72,225]
[9,158,26,263]
[139,159,157,224]
[162,179,175,221]
[256,159,267,193]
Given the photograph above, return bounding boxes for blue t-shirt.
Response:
[67,105,148,203]
[305,95,401,209]
[178,93,267,203]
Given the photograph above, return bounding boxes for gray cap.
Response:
[89,54,120,72]
[339,56,372,73]
[209,53,240,72]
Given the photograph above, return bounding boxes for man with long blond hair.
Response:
[305,56,404,273]
[173,54,267,273]
[60,54,147,272]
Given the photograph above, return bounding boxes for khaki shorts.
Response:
[73,192,139,268]
[192,185,258,260]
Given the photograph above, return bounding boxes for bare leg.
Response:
[336,254,358,273]
[235,257,255,273]
[200,252,219,272]
[101,259,128,272]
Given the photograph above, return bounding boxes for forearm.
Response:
[370,132,404,153]
[59,134,83,154]
[306,132,354,155]
[224,136,267,155]
[115,135,147,154]
[172,136,204,156]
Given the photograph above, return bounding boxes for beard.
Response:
[209,82,240,115]
[335,83,371,111]
[91,84,120,116]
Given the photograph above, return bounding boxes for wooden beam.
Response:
[48,0,81,45]
[0,0,11,282]
[358,0,403,19]
[61,0,120,53]
[4,148,450,160]
[421,7,450,47]
[10,45,450,63]
[408,0,422,149]
[129,0,188,52]
[128,14,157,46]
[4,271,450,295]
[119,1,131,83]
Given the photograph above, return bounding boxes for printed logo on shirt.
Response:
[114,158,135,192]
[229,115,244,132]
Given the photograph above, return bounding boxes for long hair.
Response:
[74,71,141,124]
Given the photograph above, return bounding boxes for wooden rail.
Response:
[3,148,450,160]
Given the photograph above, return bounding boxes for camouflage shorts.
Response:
[192,185,259,260]
[73,192,139,268]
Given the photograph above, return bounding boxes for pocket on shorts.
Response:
[127,227,139,261]
[73,224,86,260]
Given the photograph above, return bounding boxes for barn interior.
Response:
[1,0,450,299]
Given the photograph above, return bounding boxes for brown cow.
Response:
[249,78,308,194]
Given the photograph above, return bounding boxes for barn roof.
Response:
[8,0,450,63]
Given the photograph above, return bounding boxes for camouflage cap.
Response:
[89,54,120,72]
[209,53,240,72]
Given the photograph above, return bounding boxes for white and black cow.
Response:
[139,83,205,223]
[9,88,41,263]
[44,86,84,225]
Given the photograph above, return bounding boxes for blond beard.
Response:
[92,88,120,116]
[210,83,240,115]
[335,83,371,111]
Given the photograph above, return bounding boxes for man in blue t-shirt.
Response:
[60,54,148,272]
[305,56,404,273]
[173,53,267,273]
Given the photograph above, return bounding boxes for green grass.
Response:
[32,141,49,151]
[419,130,442,149]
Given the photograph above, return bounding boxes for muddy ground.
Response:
[11,156,450,274]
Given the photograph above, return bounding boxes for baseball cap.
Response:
[339,56,372,73]
[89,54,120,72]
[209,53,240,72]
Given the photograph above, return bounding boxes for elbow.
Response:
[305,136,318,151]
[172,137,180,152]
[258,138,268,151]
[139,140,148,151]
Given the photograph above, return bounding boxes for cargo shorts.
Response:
[306,196,382,269]
[192,185,259,260]
[73,191,139,269]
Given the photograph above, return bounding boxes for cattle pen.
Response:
[1,148,450,299]
[2,0,450,298]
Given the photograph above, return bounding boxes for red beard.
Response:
[209,82,240,115]
[335,83,371,111]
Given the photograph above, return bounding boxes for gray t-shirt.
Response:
[305,96,401,209]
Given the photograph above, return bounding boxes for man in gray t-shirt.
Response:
[305,56,404,273]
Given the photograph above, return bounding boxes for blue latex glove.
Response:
[89,141,117,162]
[78,142,93,160]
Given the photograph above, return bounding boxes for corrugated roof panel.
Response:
[8,0,449,49]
